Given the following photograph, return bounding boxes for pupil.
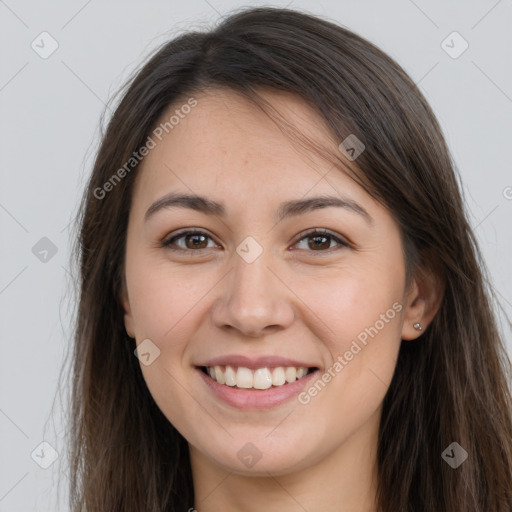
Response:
[310,235,329,250]
[188,234,207,249]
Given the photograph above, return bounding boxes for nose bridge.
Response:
[232,248,274,304]
[211,241,294,336]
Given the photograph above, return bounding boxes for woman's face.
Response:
[123,88,417,476]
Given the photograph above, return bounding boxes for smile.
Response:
[201,365,315,389]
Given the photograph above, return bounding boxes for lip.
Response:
[199,354,319,370]
[196,366,321,410]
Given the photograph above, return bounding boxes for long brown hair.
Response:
[62,6,512,511]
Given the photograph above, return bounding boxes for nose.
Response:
[210,249,295,338]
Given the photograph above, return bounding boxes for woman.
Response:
[65,6,512,511]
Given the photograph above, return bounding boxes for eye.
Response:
[292,228,349,253]
[161,228,350,254]
[162,229,219,252]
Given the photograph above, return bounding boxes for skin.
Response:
[122,88,441,512]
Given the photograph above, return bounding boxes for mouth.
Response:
[197,364,318,390]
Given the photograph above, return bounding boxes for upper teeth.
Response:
[206,365,310,389]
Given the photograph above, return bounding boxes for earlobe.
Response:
[401,283,426,340]
[401,266,444,340]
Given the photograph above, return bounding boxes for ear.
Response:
[120,277,136,339]
[401,265,444,340]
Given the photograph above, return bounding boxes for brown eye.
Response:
[162,230,218,251]
[307,234,331,250]
[293,229,349,252]
[183,233,209,249]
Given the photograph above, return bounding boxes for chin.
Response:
[194,434,323,477]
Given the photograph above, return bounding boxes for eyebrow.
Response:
[144,192,373,225]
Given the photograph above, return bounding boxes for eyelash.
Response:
[161,228,350,254]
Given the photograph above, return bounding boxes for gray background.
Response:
[1,0,511,510]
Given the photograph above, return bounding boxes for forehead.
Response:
[131,88,372,216]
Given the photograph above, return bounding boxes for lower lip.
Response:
[196,367,320,410]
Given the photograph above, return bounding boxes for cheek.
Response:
[293,263,403,411]
[127,260,209,341]
[126,263,209,432]
[293,262,403,349]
